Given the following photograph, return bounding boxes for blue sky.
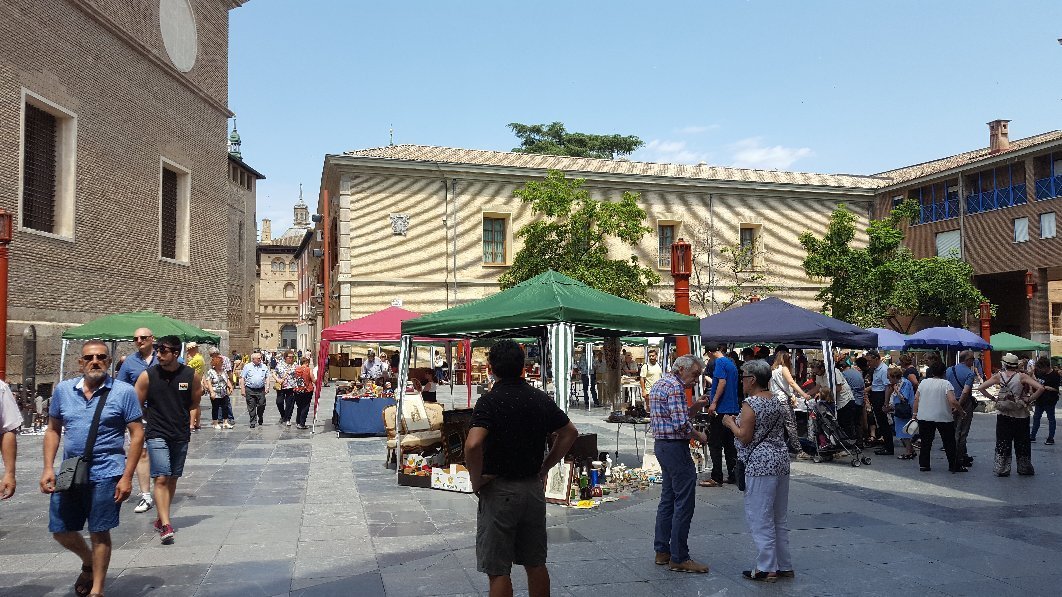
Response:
[230,0,1062,233]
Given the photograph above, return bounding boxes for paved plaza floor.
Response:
[1,389,1060,596]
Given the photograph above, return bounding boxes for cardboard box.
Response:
[328,366,341,380]
[431,464,473,493]
[398,472,432,488]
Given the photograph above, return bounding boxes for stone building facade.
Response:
[317,145,883,325]
[254,199,312,352]
[226,127,264,355]
[0,0,254,379]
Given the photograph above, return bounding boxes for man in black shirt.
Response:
[135,336,200,545]
[465,340,578,597]
[1031,356,1058,445]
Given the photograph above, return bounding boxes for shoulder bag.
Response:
[894,395,913,420]
[54,387,111,492]
[735,400,782,492]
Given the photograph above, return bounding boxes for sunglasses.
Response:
[81,354,109,362]
[154,345,177,354]
[135,335,153,341]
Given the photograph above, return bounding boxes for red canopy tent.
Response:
[313,306,470,430]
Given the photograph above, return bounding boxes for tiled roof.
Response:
[875,131,1062,185]
[341,145,887,190]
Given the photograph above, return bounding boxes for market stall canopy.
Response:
[401,270,699,338]
[867,328,909,351]
[988,332,1047,352]
[61,311,220,344]
[321,306,439,342]
[904,326,992,351]
[699,297,879,348]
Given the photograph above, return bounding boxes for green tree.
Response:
[689,222,777,315]
[798,200,989,330]
[499,170,659,407]
[508,122,644,159]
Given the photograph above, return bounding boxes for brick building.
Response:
[0,0,257,378]
[872,120,1062,350]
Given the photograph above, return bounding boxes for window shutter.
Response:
[935,230,961,257]
[1014,217,1029,243]
[1041,213,1056,239]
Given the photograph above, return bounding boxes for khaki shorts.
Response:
[476,477,547,576]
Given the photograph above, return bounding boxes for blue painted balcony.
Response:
[916,192,960,224]
[965,184,1027,215]
[1035,175,1062,200]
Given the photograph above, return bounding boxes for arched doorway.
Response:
[280,324,298,350]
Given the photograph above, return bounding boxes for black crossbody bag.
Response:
[55,388,111,492]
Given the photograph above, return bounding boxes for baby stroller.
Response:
[800,399,871,467]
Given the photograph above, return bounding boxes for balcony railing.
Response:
[966,183,1026,215]
[1035,175,1062,200]
[917,193,960,224]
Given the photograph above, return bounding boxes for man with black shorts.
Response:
[40,340,143,597]
[465,340,578,597]
[135,335,200,545]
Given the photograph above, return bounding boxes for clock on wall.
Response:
[159,0,198,73]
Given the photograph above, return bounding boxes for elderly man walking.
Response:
[116,327,156,514]
[41,340,144,597]
[650,353,710,573]
[240,352,270,428]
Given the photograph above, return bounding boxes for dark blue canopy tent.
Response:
[700,298,879,348]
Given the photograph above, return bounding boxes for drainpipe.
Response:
[452,178,458,304]
[708,193,716,314]
[441,177,449,308]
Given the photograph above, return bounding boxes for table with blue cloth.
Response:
[335,395,396,437]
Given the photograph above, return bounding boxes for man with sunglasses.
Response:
[116,328,157,514]
[41,340,143,597]
[134,335,201,545]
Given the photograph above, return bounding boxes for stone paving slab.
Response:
[0,389,1058,596]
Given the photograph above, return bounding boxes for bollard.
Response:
[22,325,36,430]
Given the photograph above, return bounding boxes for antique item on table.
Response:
[544,460,576,505]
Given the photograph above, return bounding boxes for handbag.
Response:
[736,404,782,492]
[903,418,919,437]
[894,396,912,420]
[54,387,111,492]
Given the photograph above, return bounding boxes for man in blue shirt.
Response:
[947,351,977,468]
[240,351,271,428]
[866,351,895,455]
[116,327,156,514]
[40,340,143,597]
[705,344,740,486]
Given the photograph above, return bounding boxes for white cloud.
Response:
[675,124,719,135]
[637,139,713,165]
[728,137,813,169]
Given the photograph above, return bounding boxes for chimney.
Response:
[988,119,1011,154]
[261,218,272,243]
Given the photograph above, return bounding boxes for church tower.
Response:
[293,184,310,228]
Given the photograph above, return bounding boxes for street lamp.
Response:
[0,208,11,380]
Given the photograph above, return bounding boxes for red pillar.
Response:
[979,301,992,376]
[671,239,693,404]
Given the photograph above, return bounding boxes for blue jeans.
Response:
[48,476,122,533]
[1030,402,1056,440]
[146,438,189,478]
[653,439,697,563]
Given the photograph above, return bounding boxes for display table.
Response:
[336,396,396,437]
[604,419,650,463]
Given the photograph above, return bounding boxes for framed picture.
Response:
[543,460,575,505]
[400,394,431,432]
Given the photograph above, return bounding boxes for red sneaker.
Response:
[159,524,175,544]
[153,518,162,533]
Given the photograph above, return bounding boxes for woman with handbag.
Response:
[887,368,916,461]
[272,351,298,426]
[768,351,809,454]
[978,353,1044,476]
[912,361,963,472]
[722,359,792,583]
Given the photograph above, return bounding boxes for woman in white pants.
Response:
[723,359,793,583]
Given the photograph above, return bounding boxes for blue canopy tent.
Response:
[904,327,992,351]
[867,328,908,351]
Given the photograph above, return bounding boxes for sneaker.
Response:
[296,424,308,430]
[153,518,163,533]
[654,552,670,566]
[668,559,709,574]
[212,423,222,430]
[159,523,175,544]
[742,570,777,582]
[223,421,234,429]
[1047,438,1055,445]
[775,570,796,579]
[286,420,292,427]
[249,423,256,429]
[134,496,153,514]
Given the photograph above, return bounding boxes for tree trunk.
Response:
[600,337,622,410]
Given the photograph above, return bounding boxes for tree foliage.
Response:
[499,170,660,302]
[508,122,644,160]
[798,200,990,330]
[689,222,777,315]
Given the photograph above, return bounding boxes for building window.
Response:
[159,159,190,262]
[738,224,764,269]
[482,216,507,264]
[1052,302,1062,337]
[935,230,961,258]
[271,258,284,272]
[19,92,76,237]
[288,261,297,272]
[657,224,675,268]
[1014,217,1029,243]
[284,282,295,298]
[1041,213,1056,239]
[237,221,244,262]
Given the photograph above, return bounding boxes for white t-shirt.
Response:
[0,381,21,433]
[916,377,954,422]
[640,362,663,391]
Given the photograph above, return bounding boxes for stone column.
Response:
[1029,267,1050,345]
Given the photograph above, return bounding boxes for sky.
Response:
[229,0,1062,234]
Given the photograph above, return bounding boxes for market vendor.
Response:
[361,350,387,384]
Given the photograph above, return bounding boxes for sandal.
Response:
[897,454,915,460]
[75,564,93,596]
[698,479,722,488]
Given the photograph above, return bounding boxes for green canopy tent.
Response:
[989,332,1048,353]
[58,311,221,382]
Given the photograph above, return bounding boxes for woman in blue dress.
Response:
[888,367,916,460]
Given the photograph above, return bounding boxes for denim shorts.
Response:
[146,437,189,479]
[48,476,122,533]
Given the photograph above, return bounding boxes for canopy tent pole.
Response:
[57,339,68,386]
[464,339,472,408]
[821,340,836,397]
[311,337,330,435]
[586,342,593,413]
[690,335,703,398]
[547,323,574,412]
[395,334,413,478]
